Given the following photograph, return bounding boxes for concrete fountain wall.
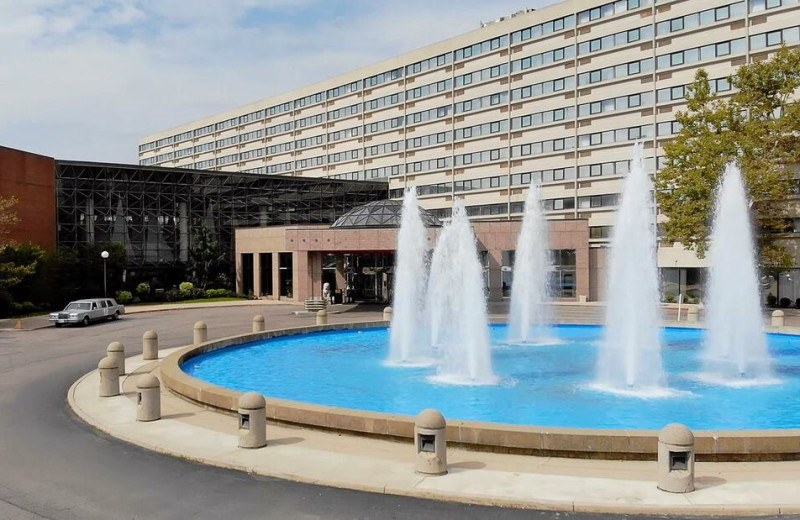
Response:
[159,321,800,462]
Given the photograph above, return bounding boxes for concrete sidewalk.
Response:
[69,350,800,516]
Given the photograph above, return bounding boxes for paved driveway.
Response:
[0,304,788,519]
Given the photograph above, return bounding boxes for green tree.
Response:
[0,195,20,247]
[189,225,225,289]
[655,46,800,270]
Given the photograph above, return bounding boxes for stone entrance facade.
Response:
[235,219,591,303]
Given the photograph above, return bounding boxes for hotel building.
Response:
[139,0,800,301]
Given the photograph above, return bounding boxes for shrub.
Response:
[10,301,38,315]
[767,294,778,307]
[664,293,676,303]
[206,288,231,298]
[165,288,181,302]
[136,282,150,298]
[796,298,800,309]
[179,282,194,298]
[780,297,791,308]
[116,290,133,304]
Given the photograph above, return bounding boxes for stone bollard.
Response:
[142,330,159,361]
[383,306,393,322]
[106,341,125,376]
[193,321,208,346]
[772,310,785,328]
[252,314,265,333]
[687,306,699,323]
[238,392,267,449]
[414,409,447,476]
[316,309,328,326]
[98,356,120,397]
[136,374,161,422]
[658,423,695,493]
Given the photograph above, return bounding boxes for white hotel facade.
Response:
[140,0,800,300]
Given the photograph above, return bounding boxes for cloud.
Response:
[0,0,549,163]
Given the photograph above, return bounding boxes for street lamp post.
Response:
[101,250,110,297]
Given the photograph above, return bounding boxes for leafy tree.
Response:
[655,46,800,270]
[0,195,20,247]
[189,225,225,289]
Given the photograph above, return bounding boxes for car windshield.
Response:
[65,302,91,311]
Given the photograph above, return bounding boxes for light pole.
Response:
[101,250,110,297]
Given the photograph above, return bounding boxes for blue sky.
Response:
[0,1,550,163]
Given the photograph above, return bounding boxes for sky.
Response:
[0,0,551,164]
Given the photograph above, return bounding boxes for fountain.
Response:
[595,142,667,395]
[702,163,775,385]
[388,188,433,366]
[508,183,553,343]
[426,199,497,384]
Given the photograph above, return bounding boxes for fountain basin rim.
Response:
[160,320,800,461]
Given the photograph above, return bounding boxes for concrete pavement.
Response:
[0,303,692,520]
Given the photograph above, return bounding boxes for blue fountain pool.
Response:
[183,325,800,430]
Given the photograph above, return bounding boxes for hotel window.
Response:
[511,45,574,72]
[215,136,238,149]
[466,203,508,217]
[750,26,800,50]
[175,147,193,158]
[658,2,746,36]
[511,76,573,101]
[215,118,238,131]
[194,142,214,153]
[750,0,797,12]
[295,92,325,109]
[590,226,613,239]
[511,14,575,43]
[578,92,651,117]
[326,80,361,100]
[656,38,747,69]
[417,182,452,196]
[365,68,403,88]
[578,0,650,25]
[578,194,619,209]
[406,53,452,75]
[455,63,509,88]
[240,110,264,124]
[329,103,361,120]
[578,25,653,55]
[578,58,653,86]
[512,106,575,130]
[550,250,577,298]
[544,197,575,211]
[240,130,264,143]
[174,131,193,143]
[455,35,508,61]
[657,121,683,136]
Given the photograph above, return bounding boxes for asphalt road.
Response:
[0,304,789,519]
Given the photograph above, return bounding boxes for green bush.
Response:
[10,301,38,315]
[136,282,150,298]
[664,293,676,303]
[179,282,194,297]
[115,290,133,304]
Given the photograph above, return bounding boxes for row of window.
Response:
[455,92,508,114]
[656,2,746,36]
[656,38,746,69]
[511,167,576,186]
[455,63,508,88]
[142,0,798,153]
[511,45,573,73]
[577,124,654,148]
[455,176,508,192]
[364,140,402,157]
[455,120,507,140]
[511,137,575,158]
[511,76,574,101]
[456,35,508,61]
[328,103,361,121]
[578,57,653,86]
[407,131,451,150]
[578,92,652,117]
[578,24,652,55]
[511,106,575,130]
[751,25,800,50]
[407,78,452,101]
[578,0,650,25]
[455,148,507,167]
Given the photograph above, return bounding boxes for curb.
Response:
[67,364,799,516]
